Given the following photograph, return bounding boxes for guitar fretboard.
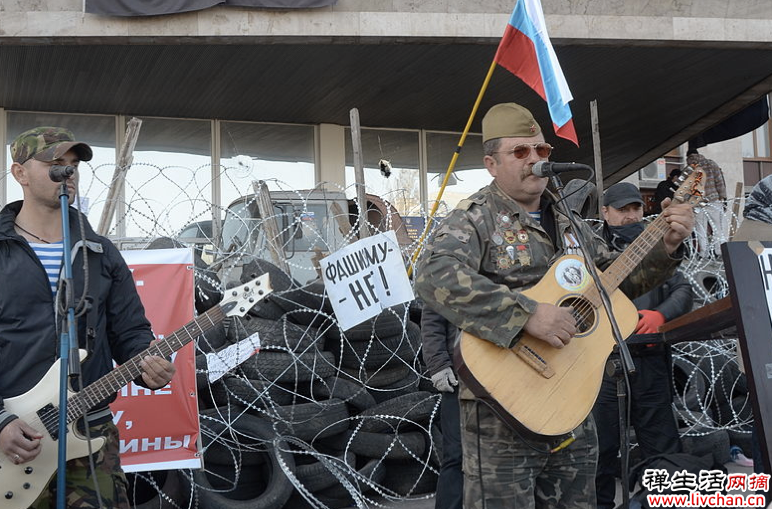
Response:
[599,214,671,293]
[65,305,225,423]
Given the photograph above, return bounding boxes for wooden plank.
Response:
[349,108,369,238]
[728,181,744,240]
[329,200,353,242]
[252,180,290,274]
[98,117,142,236]
[590,100,603,219]
[659,296,735,344]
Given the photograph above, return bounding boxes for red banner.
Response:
[113,248,201,472]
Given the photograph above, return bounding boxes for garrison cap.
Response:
[11,126,93,164]
[603,182,645,209]
[482,103,541,143]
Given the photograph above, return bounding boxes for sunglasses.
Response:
[493,143,553,159]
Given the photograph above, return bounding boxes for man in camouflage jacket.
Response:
[414,103,695,509]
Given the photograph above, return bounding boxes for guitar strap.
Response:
[539,197,558,248]
[84,247,101,353]
[69,240,105,355]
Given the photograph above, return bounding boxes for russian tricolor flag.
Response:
[494,0,579,146]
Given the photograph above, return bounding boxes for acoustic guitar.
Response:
[456,168,705,440]
[0,273,272,509]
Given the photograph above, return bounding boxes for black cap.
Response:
[603,182,644,209]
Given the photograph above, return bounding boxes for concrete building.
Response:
[0,0,770,235]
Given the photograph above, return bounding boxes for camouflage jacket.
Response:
[415,182,681,348]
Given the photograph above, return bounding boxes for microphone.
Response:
[532,161,593,178]
[49,164,76,182]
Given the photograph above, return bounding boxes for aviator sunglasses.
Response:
[493,142,553,159]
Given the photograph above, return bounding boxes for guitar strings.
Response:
[38,307,225,433]
[562,214,671,332]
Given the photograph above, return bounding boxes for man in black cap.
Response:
[0,127,176,509]
[592,182,692,509]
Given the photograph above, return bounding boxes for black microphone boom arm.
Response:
[532,161,593,178]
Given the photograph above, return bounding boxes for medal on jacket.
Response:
[496,212,512,228]
[491,232,504,245]
[516,244,531,266]
[517,229,529,243]
[503,230,516,244]
[505,245,516,265]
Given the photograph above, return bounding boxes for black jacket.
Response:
[420,305,460,377]
[0,201,154,432]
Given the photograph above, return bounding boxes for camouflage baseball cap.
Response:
[482,103,541,142]
[11,126,93,164]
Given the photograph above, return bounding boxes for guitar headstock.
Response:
[219,273,273,317]
[673,165,707,208]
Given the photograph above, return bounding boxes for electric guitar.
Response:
[0,273,272,509]
[456,168,706,440]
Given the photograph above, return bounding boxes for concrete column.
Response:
[318,123,346,188]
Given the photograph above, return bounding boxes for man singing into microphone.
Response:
[0,127,176,509]
[415,103,695,508]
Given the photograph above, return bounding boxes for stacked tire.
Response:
[180,262,439,508]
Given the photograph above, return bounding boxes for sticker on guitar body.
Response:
[554,258,589,291]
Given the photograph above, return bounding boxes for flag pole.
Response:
[408,59,497,276]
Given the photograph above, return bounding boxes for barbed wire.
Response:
[3,160,754,507]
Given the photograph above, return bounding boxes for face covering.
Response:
[606,222,645,251]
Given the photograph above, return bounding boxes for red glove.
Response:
[635,309,666,334]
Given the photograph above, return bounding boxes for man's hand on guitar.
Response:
[660,198,696,253]
[0,418,43,465]
[523,303,576,349]
[139,355,176,390]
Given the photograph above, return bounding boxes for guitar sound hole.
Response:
[560,297,595,334]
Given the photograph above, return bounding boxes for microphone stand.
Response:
[55,181,80,509]
[549,173,635,509]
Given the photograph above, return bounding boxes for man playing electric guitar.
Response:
[415,103,695,509]
[0,127,176,509]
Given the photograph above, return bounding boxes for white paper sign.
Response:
[206,333,261,382]
[758,248,772,325]
[320,230,414,330]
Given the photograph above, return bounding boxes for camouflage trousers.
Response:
[31,421,129,509]
[460,399,598,509]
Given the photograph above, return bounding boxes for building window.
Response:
[741,109,772,187]
[125,117,212,238]
[425,131,488,215]
[344,128,420,216]
[741,122,771,160]
[219,121,316,208]
[5,111,116,226]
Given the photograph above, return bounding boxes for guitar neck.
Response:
[65,305,225,424]
[600,214,670,293]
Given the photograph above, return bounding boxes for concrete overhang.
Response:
[0,4,770,182]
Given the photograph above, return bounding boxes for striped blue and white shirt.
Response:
[30,242,64,297]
